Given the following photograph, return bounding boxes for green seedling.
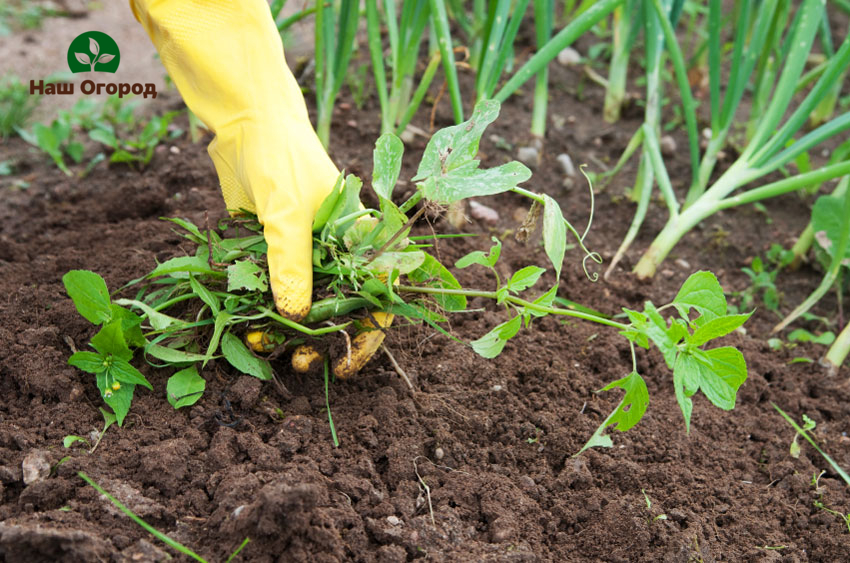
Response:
[64,101,747,449]
[774,404,850,488]
[642,488,668,522]
[78,472,250,562]
[89,111,182,168]
[63,408,117,454]
[789,413,816,458]
[728,244,793,315]
[813,500,850,533]
[0,74,41,138]
[0,0,68,34]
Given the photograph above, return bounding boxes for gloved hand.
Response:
[131,0,391,376]
[131,0,338,321]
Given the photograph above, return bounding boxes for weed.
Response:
[0,74,41,138]
[63,101,748,450]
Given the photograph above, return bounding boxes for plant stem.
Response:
[397,284,628,330]
[824,320,850,375]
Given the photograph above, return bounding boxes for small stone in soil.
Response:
[660,135,677,156]
[517,146,540,167]
[22,450,51,485]
[557,47,581,66]
[556,153,576,177]
[434,447,444,460]
[469,201,499,223]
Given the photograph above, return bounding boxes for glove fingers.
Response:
[262,206,314,321]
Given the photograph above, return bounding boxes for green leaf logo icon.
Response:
[67,31,120,74]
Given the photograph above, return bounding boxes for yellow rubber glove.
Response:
[131,0,338,321]
[133,0,393,377]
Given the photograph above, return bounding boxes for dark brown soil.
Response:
[2,39,850,563]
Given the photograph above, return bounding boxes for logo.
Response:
[67,31,120,74]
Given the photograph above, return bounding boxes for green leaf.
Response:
[416,160,532,205]
[697,347,747,411]
[227,260,269,292]
[542,194,567,279]
[113,299,182,331]
[69,351,107,374]
[672,271,727,324]
[162,217,206,245]
[148,255,219,278]
[325,174,363,236]
[109,357,153,390]
[63,436,88,448]
[166,366,205,409]
[642,302,680,369]
[146,343,210,364]
[673,347,747,432]
[88,127,118,148]
[189,274,220,316]
[577,371,649,454]
[456,236,502,269]
[408,253,467,312]
[812,194,850,262]
[369,250,425,275]
[204,311,232,366]
[91,321,132,361]
[312,173,344,232]
[110,305,146,348]
[62,270,112,324]
[470,315,522,359]
[787,328,836,346]
[689,313,752,347]
[414,99,501,181]
[508,266,545,293]
[103,383,134,427]
[220,332,272,380]
[528,286,558,317]
[372,133,404,201]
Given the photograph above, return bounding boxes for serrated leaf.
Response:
[372,133,404,201]
[167,366,205,409]
[75,52,91,65]
[226,260,268,292]
[456,236,501,269]
[69,351,107,374]
[470,315,522,358]
[221,332,272,380]
[577,371,649,454]
[542,194,567,279]
[91,321,132,360]
[690,313,751,347]
[508,266,545,293]
[672,271,727,324]
[63,270,112,324]
[408,253,466,312]
[109,357,153,390]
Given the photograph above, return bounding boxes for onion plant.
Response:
[602,0,639,123]
[365,0,441,135]
[314,0,360,148]
[604,0,850,279]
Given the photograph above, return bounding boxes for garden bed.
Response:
[2,33,850,563]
